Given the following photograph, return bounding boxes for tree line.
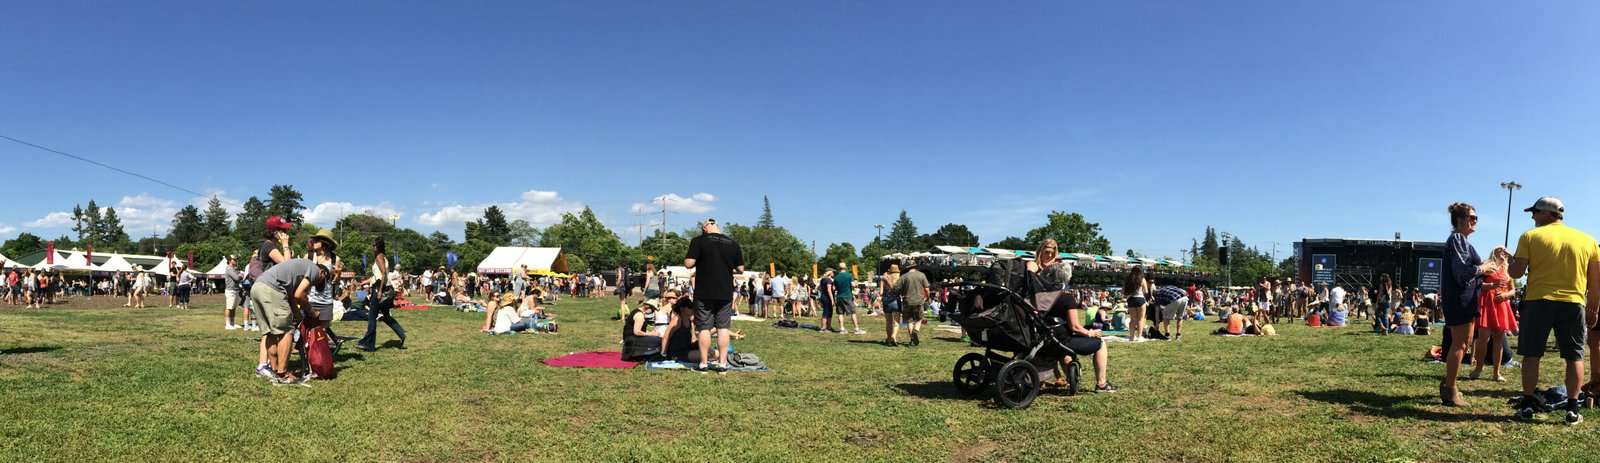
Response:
[2,187,1273,281]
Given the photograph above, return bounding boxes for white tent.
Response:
[477,247,568,275]
[202,259,234,278]
[932,245,968,254]
[148,258,174,276]
[56,251,96,271]
[95,255,136,273]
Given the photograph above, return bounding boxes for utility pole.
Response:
[875,224,884,242]
[632,210,647,247]
[1500,181,1522,248]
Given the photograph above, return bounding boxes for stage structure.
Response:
[1295,238,1445,293]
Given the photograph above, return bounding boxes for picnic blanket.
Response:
[1213,333,1261,337]
[732,314,764,322]
[644,360,771,372]
[394,298,429,310]
[542,351,640,369]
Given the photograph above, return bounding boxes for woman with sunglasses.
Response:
[1439,202,1483,406]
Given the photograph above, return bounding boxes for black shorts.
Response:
[1063,335,1103,356]
[694,299,734,331]
[1517,299,1587,361]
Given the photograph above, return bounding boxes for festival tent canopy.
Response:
[1059,253,1079,260]
[476,247,569,275]
[148,258,175,276]
[95,255,136,273]
[203,259,235,278]
[933,246,968,254]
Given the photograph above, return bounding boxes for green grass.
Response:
[3,294,1599,462]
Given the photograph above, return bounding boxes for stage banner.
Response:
[1312,254,1336,285]
[1418,258,1442,293]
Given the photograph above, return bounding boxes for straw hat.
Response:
[888,264,900,273]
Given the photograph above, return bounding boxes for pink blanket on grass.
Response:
[542,351,639,369]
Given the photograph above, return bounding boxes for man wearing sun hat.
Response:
[1509,196,1600,425]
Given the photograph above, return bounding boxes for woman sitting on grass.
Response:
[622,299,663,361]
[1392,307,1416,335]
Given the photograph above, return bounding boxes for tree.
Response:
[757,196,775,228]
[1200,227,1220,264]
[924,223,979,248]
[638,229,690,267]
[100,207,132,252]
[860,237,891,270]
[820,242,859,270]
[884,210,919,253]
[0,232,46,259]
[478,205,511,245]
[170,205,206,245]
[265,184,306,226]
[723,222,812,277]
[233,196,268,243]
[508,219,541,247]
[464,221,482,242]
[539,207,630,271]
[987,236,1030,250]
[203,196,232,240]
[1022,211,1112,255]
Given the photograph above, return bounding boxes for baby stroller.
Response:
[939,261,1085,409]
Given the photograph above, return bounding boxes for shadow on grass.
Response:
[893,381,977,401]
[1295,388,1509,422]
[1,346,62,355]
[847,340,895,347]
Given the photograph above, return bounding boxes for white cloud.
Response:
[0,224,16,235]
[416,189,583,227]
[304,202,402,227]
[24,193,184,235]
[109,194,180,235]
[190,189,245,217]
[25,212,76,228]
[629,193,717,215]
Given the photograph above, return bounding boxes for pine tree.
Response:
[885,210,919,252]
[203,196,232,241]
[757,196,775,228]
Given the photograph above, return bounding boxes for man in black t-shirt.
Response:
[685,218,744,370]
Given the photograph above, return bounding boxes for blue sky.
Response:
[3,1,1598,260]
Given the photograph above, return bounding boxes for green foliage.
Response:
[265,184,305,226]
[1,232,46,259]
[885,210,919,253]
[232,196,268,244]
[924,223,979,248]
[540,207,629,272]
[202,197,231,241]
[638,229,690,268]
[507,220,540,247]
[173,236,244,271]
[1022,211,1112,255]
[758,196,775,228]
[478,205,511,246]
[820,242,858,271]
[986,236,1029,250]
[169,205,205,245]
[859,237,890,266]
[724,222,812,276]
[99,208,131,252]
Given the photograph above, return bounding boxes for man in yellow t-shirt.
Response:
[1509,196,1600,425]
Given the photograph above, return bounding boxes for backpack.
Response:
[301,322,335,379]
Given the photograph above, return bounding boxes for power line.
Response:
[0,134,242,209]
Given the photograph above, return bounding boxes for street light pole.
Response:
[1500,181,1522,247]
[875,224,884,243]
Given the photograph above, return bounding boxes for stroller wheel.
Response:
[1065,360,1082,396]
[952,353,989,395]
[993,360,1040,409]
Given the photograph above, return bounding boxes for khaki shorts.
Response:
[903,303,925,322]
[250,284,298,335]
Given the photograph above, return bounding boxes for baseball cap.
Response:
[1524,197,1564,214]
[700,218,716,228]
[265,216,293,230]
[837,262,847,270]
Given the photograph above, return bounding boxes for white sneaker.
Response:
[226,324,240,330]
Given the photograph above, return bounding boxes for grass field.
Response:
[2,293,1599,462]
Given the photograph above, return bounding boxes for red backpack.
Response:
[300,322,335,379]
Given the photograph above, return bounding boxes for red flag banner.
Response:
[87,245,93,266]
[187,251,194,269]
[47,242,55,264]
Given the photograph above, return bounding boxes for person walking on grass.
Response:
[223,255,243,330]
[1508,197,1599,425]
[249,258,329,385]
[833,263,865,335]
[1439,202,1482,407]
[895,261,931,347]
[357,237,407,352]
[685,218,743,371]
[880,264,902,346]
